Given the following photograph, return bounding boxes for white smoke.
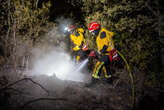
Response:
[56,17,74,34]
[27,18,89,82]
[30,47,88,82]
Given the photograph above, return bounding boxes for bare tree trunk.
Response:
[25,55,29,71]
[22,56,25,67]
[13,20,17,72]
[5,0,11,65]
[35,0,39,8]
[6,0,11,40]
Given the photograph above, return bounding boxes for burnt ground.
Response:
[0,67,163,110]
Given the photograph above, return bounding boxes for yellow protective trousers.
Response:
[74,50,84,64]
[92,60,111,79]
[76,55,80,64]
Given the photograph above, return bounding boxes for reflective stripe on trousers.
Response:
[92,61,111,79]
[76,55,80,64]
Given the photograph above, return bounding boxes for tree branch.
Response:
[20,98,67,110]
[145,1,159,17]
[35,0,39,8]
[0,78,49,94]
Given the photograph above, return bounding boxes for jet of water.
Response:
[75,58,89,72]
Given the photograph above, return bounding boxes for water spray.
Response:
[31,49,87,82]
[75,58,89,72]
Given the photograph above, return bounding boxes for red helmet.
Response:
[88,22,100,32]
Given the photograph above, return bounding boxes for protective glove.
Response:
[111,49,118,61]
[88,50,95,57]
[82,44,88,51]
[109,49,118,62]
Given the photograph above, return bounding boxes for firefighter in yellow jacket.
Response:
[65,25,88,64]
[88,22,118,83]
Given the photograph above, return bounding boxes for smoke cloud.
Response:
[27,18,89,82]
[31,48,87,82]
[56,17,74,34]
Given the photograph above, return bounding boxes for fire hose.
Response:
[88,50,135,108]
[116,50,135,108]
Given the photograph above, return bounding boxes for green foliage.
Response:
[0,0,52,65]
[0,0,8,35]
[0,0,160,74]
[13,0,51,43]
[81,0,159,71]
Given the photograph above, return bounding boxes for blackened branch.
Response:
[0,78,49,94]
[20,97,67,110]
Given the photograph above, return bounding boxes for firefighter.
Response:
[88,22,118,84]
[65,25,88,64]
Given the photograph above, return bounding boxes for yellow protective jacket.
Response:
[96,28,114,53]
[70,28,85,51]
